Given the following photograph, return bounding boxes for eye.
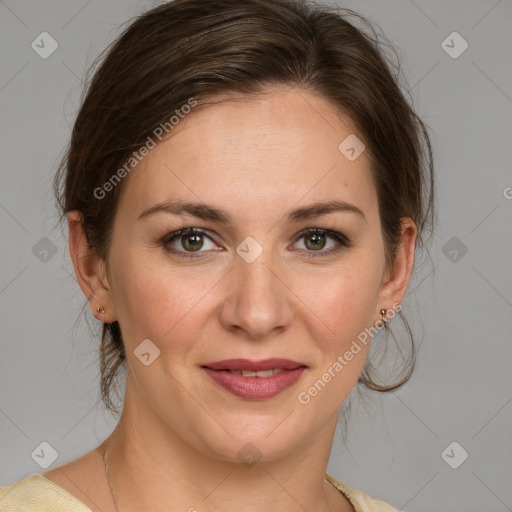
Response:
[292,228,351,257]
[163,228,220,257]
[162,227,352,259]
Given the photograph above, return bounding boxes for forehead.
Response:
[118,88,377,222]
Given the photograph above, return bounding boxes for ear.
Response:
[376,217,417,321]
[67,211,117,323]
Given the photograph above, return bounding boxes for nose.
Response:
[218,246,294,340]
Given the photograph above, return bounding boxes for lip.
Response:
[201,367,307,400]
[202,358,306,371]
[201,359,308,400]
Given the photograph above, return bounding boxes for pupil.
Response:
[306,233,325,250]
[183,234,203,251]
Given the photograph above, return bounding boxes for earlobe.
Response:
[67,211,116,322]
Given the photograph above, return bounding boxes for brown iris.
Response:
[304,232,326,251]
[181,233,204,251]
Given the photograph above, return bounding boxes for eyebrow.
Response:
[137,199,366,224]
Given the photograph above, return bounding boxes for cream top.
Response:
[0,473,399,511]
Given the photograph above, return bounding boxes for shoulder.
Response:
[326,473,400,512]
[0,474,92,512]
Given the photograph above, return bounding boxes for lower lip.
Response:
[201,367,307,400]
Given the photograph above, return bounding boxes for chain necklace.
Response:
[103,445,120,512]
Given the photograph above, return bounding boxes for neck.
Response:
[101,376,349,512]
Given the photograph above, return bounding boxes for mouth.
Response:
[200,358,308,400]
[202,358,306,372]
[215,368,287,377]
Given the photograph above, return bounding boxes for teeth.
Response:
[228,369,284,377]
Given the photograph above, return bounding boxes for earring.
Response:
[380,308,387,324]
[96,306,105,314]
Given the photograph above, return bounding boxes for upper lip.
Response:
[202,358,306,371]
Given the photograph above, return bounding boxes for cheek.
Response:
[293,265,381,407]
[108,249,219,348]
[296,259,383,344]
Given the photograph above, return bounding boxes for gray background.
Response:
[1,1,511,511]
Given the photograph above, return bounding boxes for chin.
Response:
[190,412,309,464]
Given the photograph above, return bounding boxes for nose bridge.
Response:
[220,237,293,338]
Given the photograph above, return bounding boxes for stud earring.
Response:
[380,308,387,324]
[96,306,105,314]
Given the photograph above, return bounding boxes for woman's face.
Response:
[95,87,413,461]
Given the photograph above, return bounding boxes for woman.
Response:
[0,0,434,510]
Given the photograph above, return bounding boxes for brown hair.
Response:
[54,0,435,414]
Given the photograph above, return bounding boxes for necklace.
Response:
[103,445,120,512]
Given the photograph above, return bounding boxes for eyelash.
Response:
[162,227,352,259]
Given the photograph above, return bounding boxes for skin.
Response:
[44,87,416,512]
